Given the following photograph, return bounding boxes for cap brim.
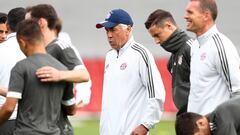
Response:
[96,21,118,29]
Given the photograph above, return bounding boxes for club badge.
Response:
[178,55,183,65]
[120,63,127,70]
[200,52,207,61]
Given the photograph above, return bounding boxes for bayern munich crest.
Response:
[120,63,127,70]
[200,52,207,61]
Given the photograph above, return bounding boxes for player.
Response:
[176,97,240,135]
[0,19,76,135]
[145,9,193,115]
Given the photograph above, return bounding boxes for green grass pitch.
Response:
[73,119,176,135]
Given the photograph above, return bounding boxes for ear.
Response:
[6,23,10,32]
[164,21,176,31]
[203,10,211,21]
[18,38,26,48]
[38,18,48,29]
[165,21,172,29]
[196,117,208,129]
[126,25,132,36]
[127,25,132,32]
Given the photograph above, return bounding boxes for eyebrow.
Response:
[0,30,8,33]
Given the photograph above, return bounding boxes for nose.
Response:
[184,12,189,20]
[154,38,161,44]
[106,31,112,38]
[3,32,7,39]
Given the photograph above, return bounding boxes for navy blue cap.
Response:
[96,9,133,29]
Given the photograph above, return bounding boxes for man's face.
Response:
[184,1,206,35]
[148,24,173,45]
[105,24,130,50]
[0,23,8,43]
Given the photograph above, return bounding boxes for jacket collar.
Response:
[161,29,189,53]
[197,24,218,46]
[116,36,134,57]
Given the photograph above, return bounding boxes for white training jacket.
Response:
[188,25,240,115]
[0,33,25,120]
[100,37,165,135]
[58,32,92,105]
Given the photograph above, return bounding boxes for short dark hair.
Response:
[54,18,62,36]
[0,12,7,24]
[30,4,58,30]
[191,0,218,21]
[175,112,203,135]
[7,7,26,32]
[16,19,44,45]
[145,9,176,29]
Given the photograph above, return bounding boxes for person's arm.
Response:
[131,48,166,134]
[0,97,18,125]
[61,82,77,115]
[74,79,92,108]
[36,40,90,83]
[214,38,240,97]
[62,102,77,116]
[35,65,89,83]
[0,87,7,97]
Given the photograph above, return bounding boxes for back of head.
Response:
[54,18,62,36]
[145,9,176,29]
[30,4,58,30]
[0,12,7,24]
[175,112,203,135]
[191,0,218,21]
[7,7,26,32]
[16,19,44,45]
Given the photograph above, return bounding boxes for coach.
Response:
[96,9,166,135]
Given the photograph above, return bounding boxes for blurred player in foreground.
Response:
[176,97,240,135]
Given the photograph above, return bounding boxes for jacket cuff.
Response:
[141,122,153,130]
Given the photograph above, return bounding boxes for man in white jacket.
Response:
[185,0,240,115]
[96,9,166,135]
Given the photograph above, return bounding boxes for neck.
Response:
[27,44,47,56]
[42,28,57,46]
[196,22,215,37]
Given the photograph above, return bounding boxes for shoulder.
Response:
[130,42,152,57]
[130,43,156,66]
[12,58,28,72]
[46,54,68,70]
[106,49,114,57]
[54,39,72,50]
[185,38,194,48]
[210,32,237,54]
[210,32,234,46]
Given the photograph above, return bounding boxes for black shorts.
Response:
[0,120,16,135]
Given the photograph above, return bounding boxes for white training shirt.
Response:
[188,25,240,115]
[58,32,92,105]
[0,33,26,119]
[100,37,165,135]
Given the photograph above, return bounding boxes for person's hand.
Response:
[76,100,86,108]
[130,124,148,135]
[36,66,61,82]
[0,86,7,97]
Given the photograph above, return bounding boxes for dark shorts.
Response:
[0,120,16,135]
[58,111,73,135]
